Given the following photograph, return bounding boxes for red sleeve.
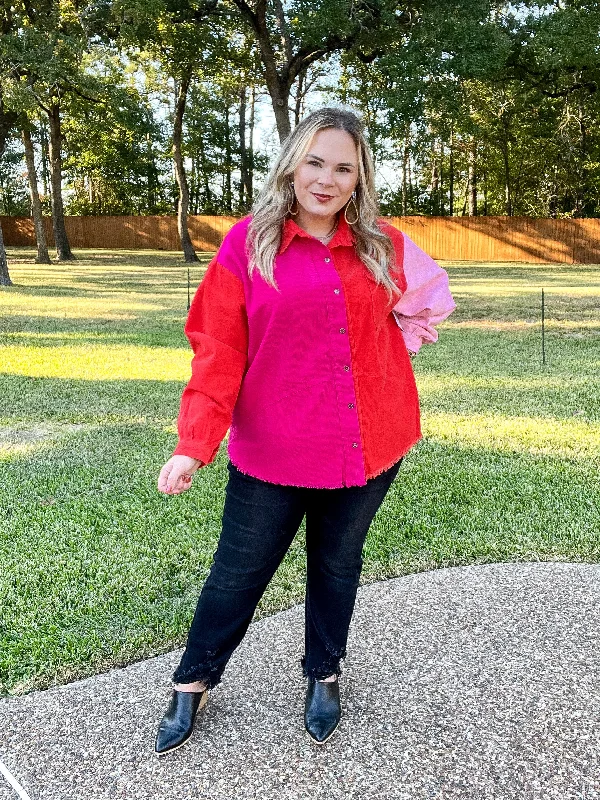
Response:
[172,257,248,465]
[377,218,407,293]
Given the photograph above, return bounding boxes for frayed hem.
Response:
[364,451,409,481]
[172,656,223,690]
[227,457,365,489]
[171,674,221,691]
[171,673,221,691]
[301,651,346,681]
[304,666,343,681]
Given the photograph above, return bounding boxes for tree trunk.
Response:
[503,141,512,216]
[245,84,255,206]
[461,173,468,215]
[250,46,290,143]
[483,167,488,216]
[190,156,197,215]
[401,157,407,215]
[173,73,198,263]
[439,142,444,215]
[0,91,19,284]
[407,146,413,208]
[0,223,11,286]
[40,122,50,199]
[401,127,409,215]
[229,0,292,144]
[146,133,156,211]
[224,103,232,212]
[449,128,454,216]
[270,0,292,141]
[576,101,587,216]
[47,101,74,260]
[198,134,211,211]
[22,126,50,264]
[549,166,558,218]
[294,68,305,127]
[468,137,477,216]
[239,85,247,210]
[252,32,291,142]
[431,142,439,215]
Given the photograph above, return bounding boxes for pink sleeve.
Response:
[392,233,456,354]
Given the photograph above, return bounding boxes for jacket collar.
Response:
[278,211,355,255]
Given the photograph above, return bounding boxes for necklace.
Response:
[313,220,338,242]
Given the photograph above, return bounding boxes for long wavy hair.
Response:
[246,107,402,302]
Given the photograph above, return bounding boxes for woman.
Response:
[155,107,455,754]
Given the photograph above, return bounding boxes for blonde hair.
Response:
[246,107,402,302]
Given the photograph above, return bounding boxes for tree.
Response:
[229,0,421,142]
[4,0,600,229]
[2,1,103,259]
[184,64,269,215]
[61,54,167,215]
[0,90,19,286]
[116,0,222,261]
[21,122,50,263]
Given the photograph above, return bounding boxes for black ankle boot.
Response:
[304,678,341,744]
[154,689,208,755]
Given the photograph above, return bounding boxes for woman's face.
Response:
[292,127,359,226]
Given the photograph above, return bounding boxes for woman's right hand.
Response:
[157,455,203,495]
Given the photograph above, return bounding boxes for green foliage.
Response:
[184,78,269,214]
[4,1,600,219]
[62,53,171,215]
[333,1,600,217]
[0,141,29,215]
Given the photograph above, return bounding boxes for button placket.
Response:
[319,242,364,484]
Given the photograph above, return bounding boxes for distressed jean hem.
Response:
[172,655,224,690]
[301,651,346,681]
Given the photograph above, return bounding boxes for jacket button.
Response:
[339,327,345,333]
[344,365,349,371]
[352,442,358,448]
[334,288,340,294]
[324,257,331,263]
[348,403,354,408]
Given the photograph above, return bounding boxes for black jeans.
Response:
[172,458,402,688]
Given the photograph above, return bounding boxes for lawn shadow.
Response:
[0,374,184,423]
[1,315,191,346]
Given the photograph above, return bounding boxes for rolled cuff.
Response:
[171,438,221,465]
[393,313,438,354]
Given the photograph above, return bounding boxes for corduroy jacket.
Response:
[172,213,455,488]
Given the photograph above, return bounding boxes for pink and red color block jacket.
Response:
[172,213,455,488]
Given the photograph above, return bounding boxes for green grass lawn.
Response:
[1,248,599,697]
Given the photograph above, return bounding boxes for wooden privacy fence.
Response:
[1,215,239,253]
[3,214,600,263]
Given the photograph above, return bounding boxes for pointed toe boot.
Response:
[304,678,341,744]
[154,689,208,755]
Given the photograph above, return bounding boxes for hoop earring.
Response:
[344,192,359,225]
[287,194,299,216]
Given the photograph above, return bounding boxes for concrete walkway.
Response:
[1,562,599,800]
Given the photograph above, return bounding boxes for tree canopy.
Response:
[2,0,600,223]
